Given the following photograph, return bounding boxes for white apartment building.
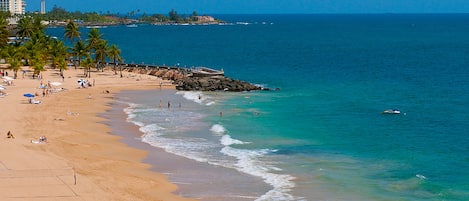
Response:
[0,0,26,15]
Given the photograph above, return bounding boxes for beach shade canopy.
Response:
[2,76,13,81]
[77,79,86,87]
[50,81,62,86]
[0,85,5,90]
[23,93,35,98]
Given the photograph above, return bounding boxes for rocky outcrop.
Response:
[109,65,263,92]
[175,76,262,92]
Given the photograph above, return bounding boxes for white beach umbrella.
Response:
[0,85,5,90]
[77,79,86,87]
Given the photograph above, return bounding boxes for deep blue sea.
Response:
[49,14,469,200]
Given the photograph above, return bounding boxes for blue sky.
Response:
[26,0,469,14]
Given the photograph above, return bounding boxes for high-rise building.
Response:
[40,0,45,14]
[0,0,25,15]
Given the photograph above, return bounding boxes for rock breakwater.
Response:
[116,65,263,92]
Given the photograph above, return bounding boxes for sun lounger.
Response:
[29,99,42,104]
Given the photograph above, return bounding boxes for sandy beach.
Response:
[0,67,195,201]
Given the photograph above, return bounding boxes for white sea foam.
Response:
[123,104,139,122]
[141,132,220,164]
[123,97,297,200]
[220,135,249,146]
[176,91,203,104]
[206,101,216,106]
[220,146,298,201]
[123,106,135,115]
[210,124,226,135]
[139,123,165,134]
[176,91,216,106]
[131,120,145,127]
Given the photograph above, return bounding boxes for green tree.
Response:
[0,16,9,47]
[2,45,22,78]
[94,39,108,71]
[31,54,45,77]
[22,31,48,66]
[169,9,180,21]
[107,44,122,75]
[71,40,87,69]
[64,20,80,43]
[32,16,46,33]
[86,28,103,54]
[85,28,106,74]
[16,17,34,40]
[81,54,94,78]
[48,39,68,71]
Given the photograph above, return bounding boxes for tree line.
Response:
[29,6,215,25]
[0,15,123,79]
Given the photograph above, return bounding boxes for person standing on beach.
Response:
[167,101,171,109]
[6,131,14,139]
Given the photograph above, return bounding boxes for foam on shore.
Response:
[118,90,299,200]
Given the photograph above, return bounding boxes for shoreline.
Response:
[0,67,195,201]
[105,89,271,201]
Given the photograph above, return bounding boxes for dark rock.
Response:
[176,76,261,92]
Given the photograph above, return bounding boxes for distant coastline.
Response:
[45,15,225,27]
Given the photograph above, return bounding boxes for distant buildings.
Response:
[0,0,26,15]
[40,0,45,14]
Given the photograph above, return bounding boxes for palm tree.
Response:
[85,28,104,73]
[72,40,88,69]
[94,39,108,71]
[81,55,94,78]
[16,17,34,40]
[31,54,45,78]
[2,45,22,78]
[64,20,80,43]
[86,28,103,53]
[56,57,67,74]
[8,58,21,79]
[107,44,122,75]
[71,40,87,69]
[0,16,9,48]
[48,39,68,71]
[32,16,46,34]
[22,32,47,66]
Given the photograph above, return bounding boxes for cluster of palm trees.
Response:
[0,15,123,79]
[65,20,123,77]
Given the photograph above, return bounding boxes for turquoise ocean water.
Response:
[49,14,469,200]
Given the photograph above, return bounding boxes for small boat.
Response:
[191,67,224,77]
[382,109,401,114]
[126,24,138,28]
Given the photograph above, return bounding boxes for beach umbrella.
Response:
[23,93,35,98]
[0,85,5,90]
[50,81,62,86]
[77,79,86,87]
